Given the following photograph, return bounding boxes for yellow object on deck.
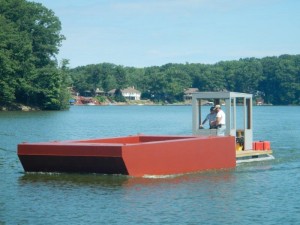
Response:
[235,143,243,151]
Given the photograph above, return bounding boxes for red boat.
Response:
[18,135,236,177]
[17,92,272,177]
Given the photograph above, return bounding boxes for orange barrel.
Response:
[263,141,271,150]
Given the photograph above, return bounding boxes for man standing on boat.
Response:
[213,105,226,136]
[200,107,217,129]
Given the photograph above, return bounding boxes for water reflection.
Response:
[19,169,236,189]
[19,173,129,188]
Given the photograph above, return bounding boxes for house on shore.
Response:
[108,87,141,101]
[184,88,199,101]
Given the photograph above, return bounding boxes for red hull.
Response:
[18,135,236,177]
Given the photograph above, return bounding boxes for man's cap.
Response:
[214,104,221,110]
[210,107,214,111]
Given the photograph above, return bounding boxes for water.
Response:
[1,105,300,225]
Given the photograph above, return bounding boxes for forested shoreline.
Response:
[70,55,300,105]
[1,0,299,111]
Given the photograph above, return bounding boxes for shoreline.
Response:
[0,101,283,111]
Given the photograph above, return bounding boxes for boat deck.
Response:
[236,150,272,159]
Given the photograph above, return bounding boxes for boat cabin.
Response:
[192,92,253,150]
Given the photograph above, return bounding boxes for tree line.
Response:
[1,0,299,110]
[70,55,300,105]
[0,0,70,110]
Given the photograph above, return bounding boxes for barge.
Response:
[18,135,236,177]
[18,92,272,177]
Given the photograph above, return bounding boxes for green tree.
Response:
[0,15,18,105]
[126,67,145,91]
[58,59,72,109]
[0,0,66,110]
[103,74,117,92]
[234,58,263,93]
[145,69,167,102]
[115,66,127,89]
[113,89,126,102]
[163,65,192,102]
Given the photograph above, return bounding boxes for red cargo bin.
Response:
[253,141,264,150]
[263,141,271,150]
[253,141,271,151]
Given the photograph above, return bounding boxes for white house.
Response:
[108,87,141,100]
[121,87,141,100]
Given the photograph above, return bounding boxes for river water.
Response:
[1,105,300,225]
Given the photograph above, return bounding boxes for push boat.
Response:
[18,92,273,177]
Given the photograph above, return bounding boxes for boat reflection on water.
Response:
[18,169,236,189]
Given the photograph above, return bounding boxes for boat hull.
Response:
[18,135,236,177]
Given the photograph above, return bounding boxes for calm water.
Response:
[1,105,300,225]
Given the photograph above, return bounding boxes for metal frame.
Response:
[192,92,253,150]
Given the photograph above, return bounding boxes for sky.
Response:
[31,0,300,68]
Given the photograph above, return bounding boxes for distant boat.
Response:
[86,102,96,106]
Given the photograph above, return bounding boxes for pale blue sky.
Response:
[31,0,300,68]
